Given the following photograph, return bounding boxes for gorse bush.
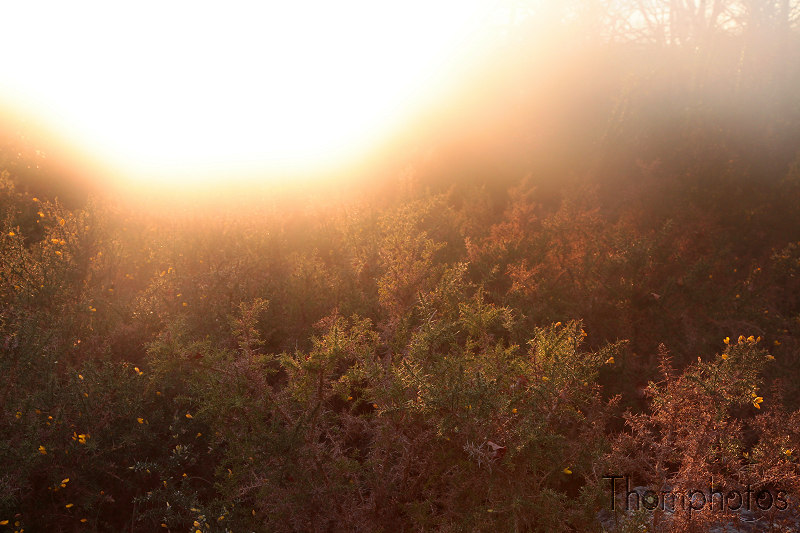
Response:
[607,337,800,532]
[2,140,800,531]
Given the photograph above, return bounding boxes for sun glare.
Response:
[0,1,502,192]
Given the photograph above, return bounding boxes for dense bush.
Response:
[2,134,799,530]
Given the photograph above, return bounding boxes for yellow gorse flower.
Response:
[563,467,572,474]
[38,445,47,455]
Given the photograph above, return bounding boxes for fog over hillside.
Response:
[2,2,800,531]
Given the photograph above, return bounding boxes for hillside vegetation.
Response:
[3,2,800,531]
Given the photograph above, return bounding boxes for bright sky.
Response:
[0,1,507,191]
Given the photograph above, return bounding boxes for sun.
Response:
[0,1,504,192]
